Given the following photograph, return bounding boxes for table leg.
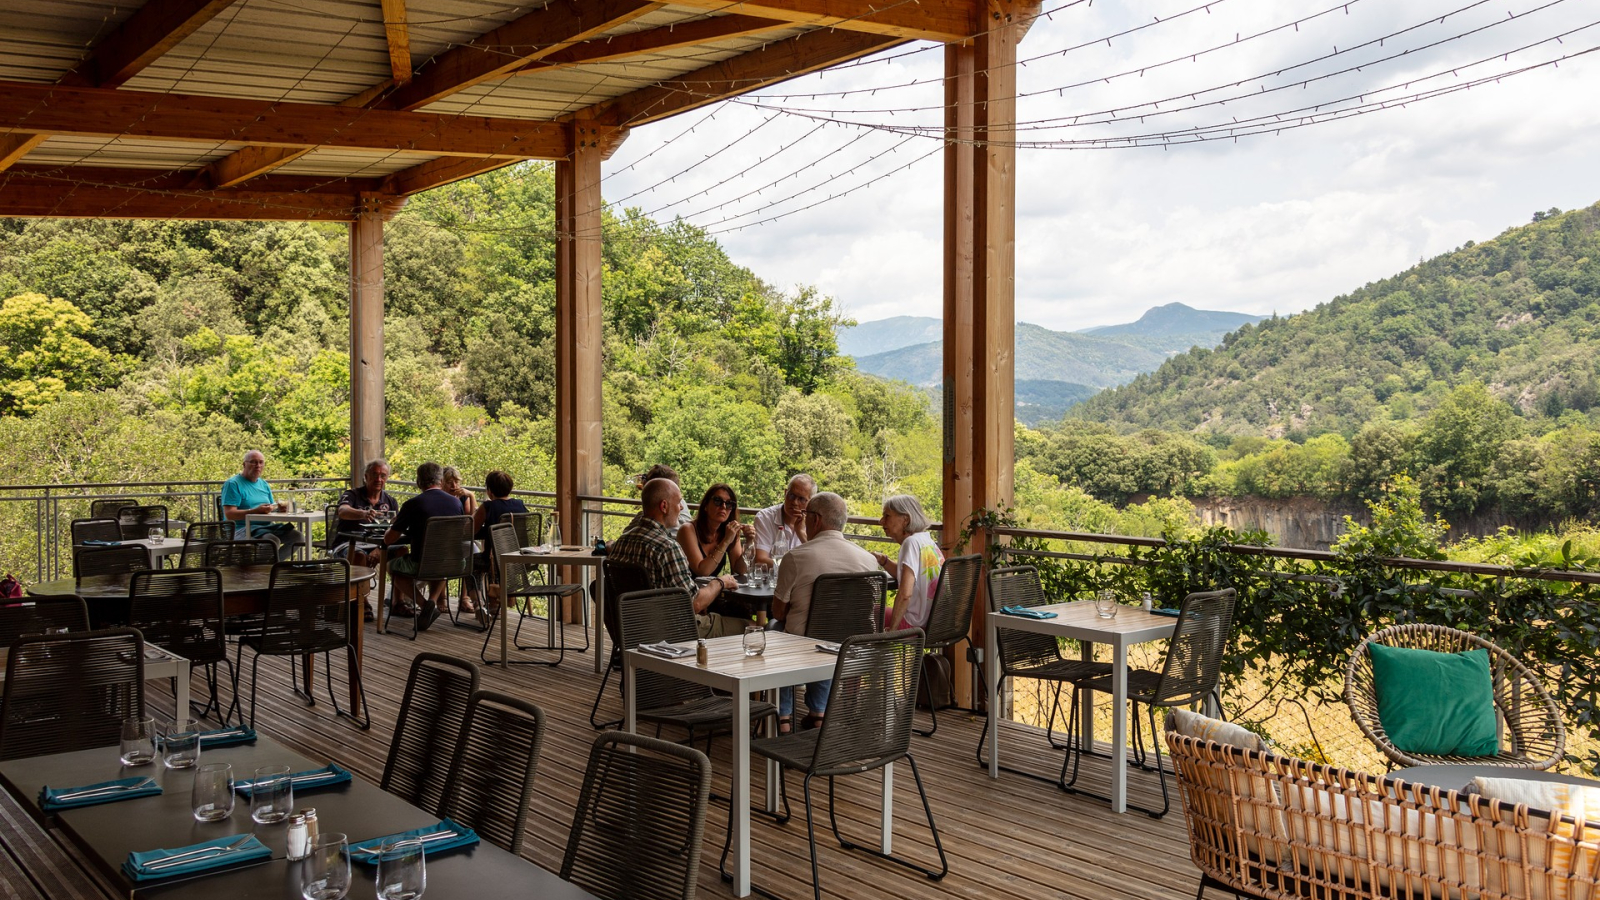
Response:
[732,687,751,897]
[1079,639,1096,755]
[880,761,894,854]
[986,619,999,778]
[175,660,190,720]
[593,567,607,674]
[1110,642,1128,814]
[348,576,365,709]
[764,688,779,813]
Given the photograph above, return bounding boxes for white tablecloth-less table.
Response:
[120,537,184,568]
[0,643,189,716]
[624,631,894,898]
[501,546,605,671]
[984,600,1177,813]
[240,509,324,559]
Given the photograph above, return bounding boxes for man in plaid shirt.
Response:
[609,477,745,638]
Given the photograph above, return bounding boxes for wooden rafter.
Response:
[0,166,371,221]
[198,81,399,188]
[380,155,517,195]
[662,0,974,42]
[519,13,789,72]
[380,0,413,85]
[590,28,903,126]
[380,0,664,111]
[0,80,567,158]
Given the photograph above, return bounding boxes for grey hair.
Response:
[243,449,264,464]
[441,465,462,484]
[807,492,848,532]
[882,494,930,534]
[416,461,443,488]
[362,458,389,479]
[787,473,816,495]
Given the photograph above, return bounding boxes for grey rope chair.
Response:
[480,522,585,665]
[589,559,650,729]
[321,504,342,556]
[70,517,122,547]
[617,587,778,750]
[380,514,473,639]
[438,690,546,854]
[912,553,982,737]
[74,544,151,581]
[804,570,888,642]
[179,521,234,567]
[116,504,169,540]
[505,511,543,549]
[381,653,479,817]
[1061,587,1237,818]
[90,497,136,520]
[0,628,145,761]
[205,539,279,568]
[1345,622,1565,770]
[234,558,370,730]
[975,566,1114,778]
[561,732,713,900]
[0,596,88,646]
[129,567,238,724]
[724,628,947,900]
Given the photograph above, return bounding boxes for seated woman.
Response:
[441,466,477,517]
[873,493,944,631]
[466,470,527,621]
[676,483,755,577]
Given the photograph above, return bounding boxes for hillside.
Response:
[835,315,941,357]
[1073,203,1600,437]
[1083,302,1264,354]
[854,323,1169,387]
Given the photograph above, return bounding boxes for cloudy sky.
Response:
[599,0,1600,332]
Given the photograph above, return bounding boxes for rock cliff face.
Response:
[1191,497,1567,552]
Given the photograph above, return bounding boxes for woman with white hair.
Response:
[873,494,944,630]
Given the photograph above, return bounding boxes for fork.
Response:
[52,778,156,801]
[143,835,254,871]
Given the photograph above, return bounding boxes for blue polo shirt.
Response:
[221,473,279,539]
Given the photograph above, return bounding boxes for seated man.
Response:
[221,449,304,561]
[638,463,692,525]
[382,461,463,627]
[609,477,743,639]
[752,473,813,567]
[772,491,877,731]
[335,457,397,569]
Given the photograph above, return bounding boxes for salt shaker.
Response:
[696,639,708,667]
[1141,592,1153,612]
[286,812,310,860]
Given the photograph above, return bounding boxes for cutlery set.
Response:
[52,778,156,801]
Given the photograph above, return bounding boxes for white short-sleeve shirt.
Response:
[752,504,804,558]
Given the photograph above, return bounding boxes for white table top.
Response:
[989,599,1179,647]
[119,537,183,555]
[241,509,324,524]
[503,546,604,565]
[625,631,837,693]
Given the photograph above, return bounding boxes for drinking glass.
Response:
[162,717,201,769]
[119,715,156,766]
[751,563,771,588]
[375,839,426,900]
[743,625,767,657]
[1094,590,1118,619]
[251,764,294,824]
[301,833,351,900]
[192,763,234,822]
[148,527,163,544]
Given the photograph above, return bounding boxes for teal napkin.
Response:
[123,835,270,881]
[1000,605,1056,619]
[40,776,161,811]
[1150,607,1181,617]
[233,763,352,795]
[81,539,121,547]
[196,726,257,748]
[350,818,479,863]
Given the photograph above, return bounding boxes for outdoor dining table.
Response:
[983,599,1179,813]
[0,734,598,900]
[240,509,325,560]
[500,546,605,671]
[120,536,186,568]
[624,630,895,899]
[0,642,190,719]
[27,565,376,709]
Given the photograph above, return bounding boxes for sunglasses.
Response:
[707,497,736,509]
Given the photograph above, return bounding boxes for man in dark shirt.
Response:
[382,461,463,623]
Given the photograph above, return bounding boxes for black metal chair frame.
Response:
[0,596,89,646]
[89,497,137,520]
[204,539,278,568]
[130,567,240,725]
[438,689,545,854]
[0,627,145,761]
[910,553,982,737]
[117,504,170,541]
[179,521,235,568]
[233,558,370,730]
[380,515,474,640]
[381,652,480,817]
[479,522,585,666]
[70,517,123,547]
[589,559,649,729]
[1058,587,1238,819]
[74,544,152,582]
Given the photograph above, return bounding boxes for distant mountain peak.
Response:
[1082,303,1263,339]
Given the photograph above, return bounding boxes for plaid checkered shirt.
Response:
[608,514,696,595]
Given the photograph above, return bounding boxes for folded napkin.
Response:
[1000,605,1057,619]
[350,818,479,864]
[123,835,270,882]
[638,641,692,659]
[40,776,161,811]
[233,763,352,795]
[197,726,258,748]
[1149,607,1181,618]
[81,539,122,547]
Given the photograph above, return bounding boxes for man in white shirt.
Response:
[752,473,814,567]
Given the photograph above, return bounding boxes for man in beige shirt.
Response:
[772,491,877,729]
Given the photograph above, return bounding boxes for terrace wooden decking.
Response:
[0,614,1199,900]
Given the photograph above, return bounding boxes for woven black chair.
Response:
[179,521,235,568]
[381,515,473,640]
[439,690,545,854]
[129,567,237,725]
[234,558,369,730]
[561,732,712,900]
[380,652,479,816]
[205,539,278,568]
[321,504,341,556]
[480,522,584,666]
[726,628,947,900]
[1061,587,1237,818]
[804,571,888,643]
[70,517,122,547]
[618,587,778,749]
[0,596,89,646]
[504,511,543,549]
[89,497,136,520]
[0,627,144,761]
[975,566,1113,778]
[589,559,650,729]
[74,544,150,582]
[117,504,169,541]
[912,553,982,736]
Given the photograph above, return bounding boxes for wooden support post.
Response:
[350,193,386,484]
[555,119,607,612]
[943,1,1029,709]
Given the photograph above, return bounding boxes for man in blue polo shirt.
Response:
[221,450,303,561]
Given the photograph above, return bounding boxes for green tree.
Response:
[1414,382,1519,513]
[0,293,115,415]
[643,386,783,503]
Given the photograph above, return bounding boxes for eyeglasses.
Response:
[785,492,810,504]
[708,497,736,509]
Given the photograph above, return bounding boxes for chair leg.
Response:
[823,758,948,880]
[1148,702,1170,818]
[1058,693,1169,818]
[326,647,371,730]
[803,773,824,900]
[913,654,938,738]
[588,647,622,730]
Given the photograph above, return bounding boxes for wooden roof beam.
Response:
[589,28,903,126]
[0,166,372,221]
[198,81,398,188]
[519,14,790,72]
[380,0,413,85]
[0,80,567,158]
[662,0,975,43]
[380,155,520,195]
[381,0,664,111]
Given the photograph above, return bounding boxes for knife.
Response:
[52,778,156,801]
[238,771,338,790]
[143,835,254,871]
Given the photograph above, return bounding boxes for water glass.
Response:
[251,764,295,824]
[162,718,201,769]
[119,715,156,766]
[375,839,426,900]
[301,833,351,900]
[1094,590,1118,620]
[193,763,235,822]
[751,563,771,588]
[743,625,767,657]
[148,526,163,544]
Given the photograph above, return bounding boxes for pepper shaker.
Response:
[696,639,708,666]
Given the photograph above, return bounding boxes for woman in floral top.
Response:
[873,494,944,630]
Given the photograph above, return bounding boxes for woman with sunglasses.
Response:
[677,483,756,577]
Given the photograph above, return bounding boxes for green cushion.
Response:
[1369,643,1498,757]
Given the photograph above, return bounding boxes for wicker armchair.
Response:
[1344,623,1565,770]
[381,652,479,816]
[439,690,546,855]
